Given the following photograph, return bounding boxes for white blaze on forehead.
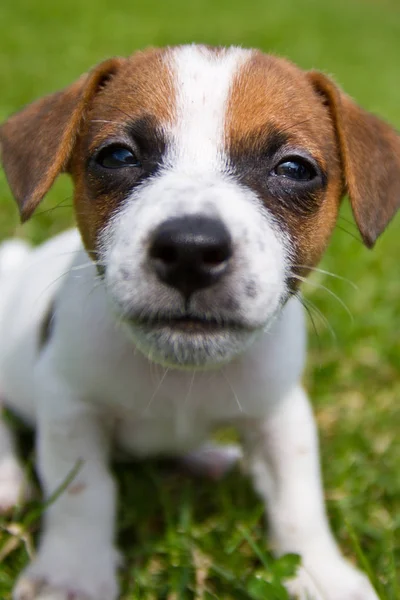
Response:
[167,45,253,172]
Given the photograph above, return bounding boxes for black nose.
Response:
[149,216,233,297]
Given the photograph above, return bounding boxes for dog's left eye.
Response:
[96,146,141,169]
[273,158,316,181]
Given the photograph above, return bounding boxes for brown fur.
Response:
[307,71,400,248]
[224,52,400,277]
[70,48,175,253]
[226,53,342,274]
[0,48,175,254]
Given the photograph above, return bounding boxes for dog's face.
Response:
[1,46,400,367]
[82,48,342,366]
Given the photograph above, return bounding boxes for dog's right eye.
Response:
[96,146,141,169]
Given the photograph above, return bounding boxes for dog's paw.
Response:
[0,456,31,513]
[13,578,92,600]
[13,549,120,600]
[285,559,379,600]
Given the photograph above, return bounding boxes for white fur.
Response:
[0,45,378,600]
[168,45,252,172]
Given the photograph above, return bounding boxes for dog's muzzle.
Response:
[120,215,258,368]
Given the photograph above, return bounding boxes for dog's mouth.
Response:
[120,311,260,367]
[128,313,254,334]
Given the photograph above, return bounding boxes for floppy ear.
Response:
[0,57,124,222]
[307,71,400,247]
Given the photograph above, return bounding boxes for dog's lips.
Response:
[127,314,254,335]
[120,312,260,367]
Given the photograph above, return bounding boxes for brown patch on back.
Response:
[225,52,343,276]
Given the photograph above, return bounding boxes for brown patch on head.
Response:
[0,58,125,221]
[227,52,332,159]
[226,52,342,285]
[71,48,176,254]
[0,48,175,255]
[225,51,400,288]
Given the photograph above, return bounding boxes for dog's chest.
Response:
[113,411,212,456]
[104,368,242,456]
[78,309,305,459]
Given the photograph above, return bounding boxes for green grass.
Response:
[0,0,399,597]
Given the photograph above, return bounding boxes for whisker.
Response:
[299,294,337,342]
[296,293,322,358]
[34,195,74,218]
[62,249,95,256]
[175,370,196,438]
[183,370,196,409]
[32,271,71,307]
[69,263,94,272]
[143,368,169,415]
[69,261,104,272]
[292,266,358,289]
[149,348,164,384]
[83,279,104,306]
[335,223,363,244]
[46,248,98,259]
[221,369,244,414]
[338,214,359,230]
[292,274,354,323]
[33,255,103,303]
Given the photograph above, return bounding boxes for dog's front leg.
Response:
[241,384,378,600]
[14,380,119,600]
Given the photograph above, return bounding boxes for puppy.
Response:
[0,45,399,600]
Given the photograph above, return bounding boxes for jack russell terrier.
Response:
[0,45,399,600]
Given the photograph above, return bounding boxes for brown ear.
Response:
[307,71,400,247]
[0,57,124,222]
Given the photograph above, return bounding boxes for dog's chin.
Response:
[120,315,260,369]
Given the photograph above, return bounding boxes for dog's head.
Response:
[1,46,400,367]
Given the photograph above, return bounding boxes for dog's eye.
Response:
[273,158,316,181]
[96,146,141,169]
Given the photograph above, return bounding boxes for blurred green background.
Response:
[0,0,399,598]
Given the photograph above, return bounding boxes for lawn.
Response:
[0,0,399,598]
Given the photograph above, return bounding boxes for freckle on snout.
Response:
[245,281,257,298]
[119,267,131,281]
[223,295,239,311]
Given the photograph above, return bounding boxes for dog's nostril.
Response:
[149,241,178,265]
[202,246,231,266]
